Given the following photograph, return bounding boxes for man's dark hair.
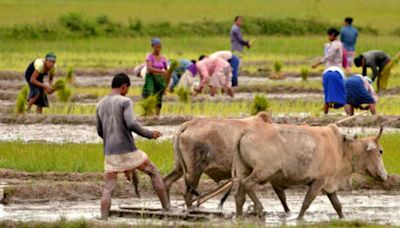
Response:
[112,73,131,88]
[327,27,340,37]
[234,16,243,22]
[354,55,364,67]
[191,59,197,64]
[344,17,353,25]
[198,55,207,61]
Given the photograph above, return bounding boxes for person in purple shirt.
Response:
[230,16,251,53]
[142,38,168,116]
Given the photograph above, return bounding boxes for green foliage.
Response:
[168,59,180,74]
[273,60,282,73]
[0,14,379,40]
[54,79,72,102]
[66,66,75,84]
[53,78,66,90]
[250,94,270,115]
[0,140,173,174]
[57,87,72,103]
[176,86,190,103]
[140,95,158,116]
[300,67,309,81]
[15,85,29,114]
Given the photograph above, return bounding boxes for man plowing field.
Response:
[96,73,171,220]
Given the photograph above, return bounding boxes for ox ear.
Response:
[376,125,384,141]
[366,141,378,151]
[343,134,356,142]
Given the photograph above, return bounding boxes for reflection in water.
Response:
[0,191,399,226]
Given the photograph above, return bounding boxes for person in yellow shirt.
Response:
[24,53,57,113]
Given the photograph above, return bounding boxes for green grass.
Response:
[0,140,173,174]
[41,95,400,117]
[1,35,400,71]
[0,133,399,174]
[1,0,400,35]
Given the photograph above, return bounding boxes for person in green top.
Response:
[24,52,57,114]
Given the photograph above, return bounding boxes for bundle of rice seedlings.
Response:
[250,94,270,115]
[176,86,190,103]
[300,67,309,81]
[57,87,72,103]
[53,79,66,90]
[140,95,158,116]
[165,60,180,91]
[15,85,29,114]
[66,66,75,84]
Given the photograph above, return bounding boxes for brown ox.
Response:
[234,123,388,218]
[163,112,291,212]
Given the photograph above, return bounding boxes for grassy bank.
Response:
[0,140,173,174]
[39,96,400,117]
[1,35,400,71]
[1,0,399,35]
[0,133,399,174]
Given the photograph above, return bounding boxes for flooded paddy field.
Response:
[0,191,399,226]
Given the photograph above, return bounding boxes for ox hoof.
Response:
[246,205,266,218]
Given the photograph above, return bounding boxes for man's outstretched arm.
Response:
[123,100,154,139]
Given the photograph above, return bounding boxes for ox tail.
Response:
[218,131,245,209]
[174,123,200,197]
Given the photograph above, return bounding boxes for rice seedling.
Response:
[140,95,158,116]
[250,94,270,115]
[65,66,75,84]
[56,87,72,103]
[176,86,190,103]
[270,60,284,79]
[300,67,309,81]
[15,85,29,114]
[53,78,66,90]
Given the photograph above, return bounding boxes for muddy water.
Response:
[0,191,399,226]
[0,123,399,144]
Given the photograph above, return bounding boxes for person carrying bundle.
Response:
[24,52,57,114]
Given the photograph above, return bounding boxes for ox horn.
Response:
[376,125,384,140]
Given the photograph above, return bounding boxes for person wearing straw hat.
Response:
[24,52,57,114]
[344,74,378,115]
[142,38,168,116]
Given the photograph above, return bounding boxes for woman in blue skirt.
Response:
[344,74,378,115]
[322,66,346,114]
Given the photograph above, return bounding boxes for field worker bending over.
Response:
[142,38,168,116]
[25,52,57,114]
[344,74,378,116]
[210,51,241,87]
[322,66,346,114]
[312,28,344,69]
[194,56,234,97]
[354,50,399,95]
[168,59,196,92]
[96,73,170,220]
